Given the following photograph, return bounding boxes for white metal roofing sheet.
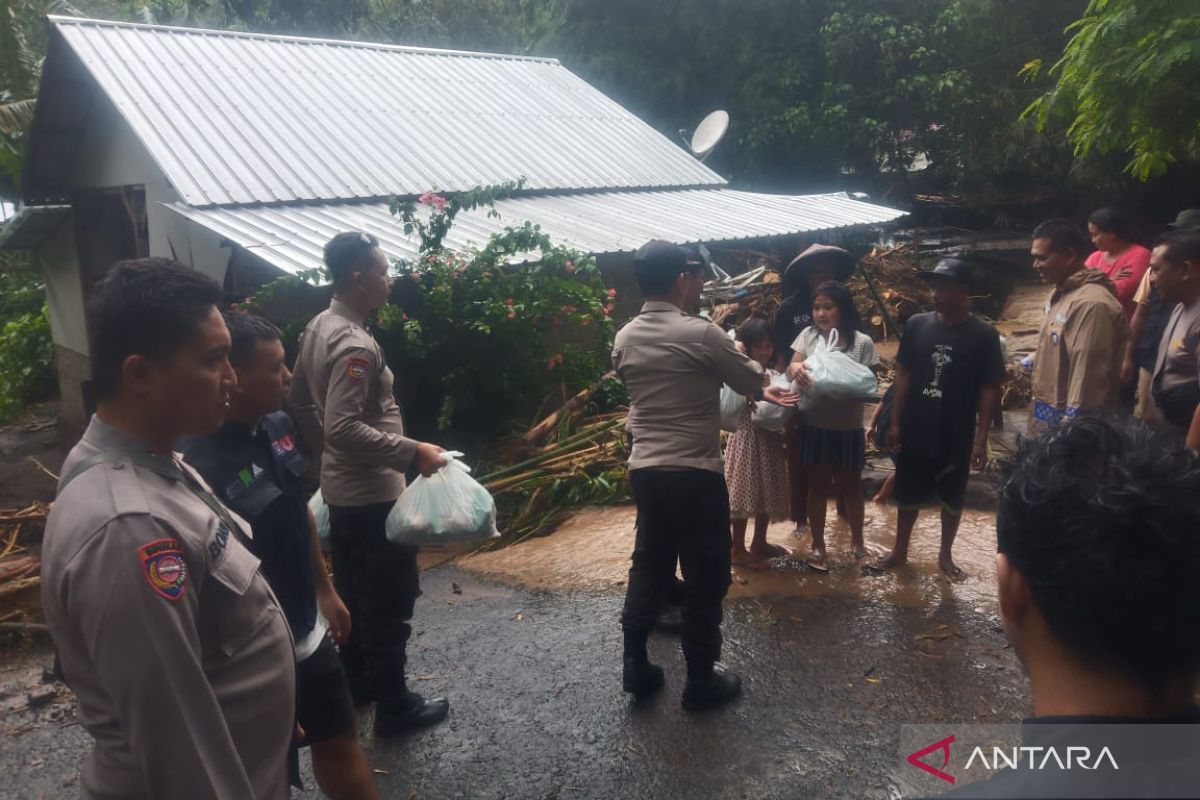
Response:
[51,16,724,207]
[167,188,905,276]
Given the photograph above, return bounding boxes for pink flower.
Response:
[504,298,514,307]
[402,313,409,321]
[556,353,564,365]
[419,191,448,211]
[565,260,575,274]
[547,357,557,370]
[507,311,516,320]
[604,303,614,316]
[607,288,617,299]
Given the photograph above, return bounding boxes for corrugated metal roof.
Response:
[167,189,905,277]
[49,16,723,207]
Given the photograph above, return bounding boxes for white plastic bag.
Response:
[751,372,795,432]
[720,384,746,432]
[308,488,330,543]
[386,451,501,546]
[795,329,878,411]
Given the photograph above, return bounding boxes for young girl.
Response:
[786,282,880,571]
[726,317,791,569]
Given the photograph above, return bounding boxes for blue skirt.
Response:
[797,424,864,473]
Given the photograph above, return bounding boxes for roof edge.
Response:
[0,204,71,251]
[47,14,560,65]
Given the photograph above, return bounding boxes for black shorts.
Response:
[893,451,970,515]
[296,635,356,745]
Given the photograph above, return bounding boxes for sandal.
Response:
[941,563,969,583]
[805,552,830,573]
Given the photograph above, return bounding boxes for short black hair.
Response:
[222,311,281,370]
[1154,229,1200,266]
[1087,207,1133,241]
[324,231,380,290]
[997,417,1200,689]
[1031,219,1090,259]
[89,258,224,400]
[736,316,773,349]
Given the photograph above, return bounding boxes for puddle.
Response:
[462,500,1000,613]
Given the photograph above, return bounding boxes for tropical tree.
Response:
[1024,0,1200,180]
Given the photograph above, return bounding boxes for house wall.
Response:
[40,95,234,428]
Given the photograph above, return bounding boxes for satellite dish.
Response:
[690,110,729,161]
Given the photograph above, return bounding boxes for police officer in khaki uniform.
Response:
[289,232,449,736]
[613,241,797,711]
[41,259,295,799]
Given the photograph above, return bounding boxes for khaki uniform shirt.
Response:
[41,416,295,800]
[1029,270,1130,435]
[1151,299,1200,431]
[289,299,416,506]
[613,301,764,474]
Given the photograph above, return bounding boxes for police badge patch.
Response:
[139,538,188,601]
[346,357,369,383]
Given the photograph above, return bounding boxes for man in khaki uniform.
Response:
[1148,229,1200,449]
[1028,219,1130,436]
[289,232,448,737]
[41,259,295,799]
[614,241,796,712]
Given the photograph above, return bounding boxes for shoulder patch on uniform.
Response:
[346,356,370,383]
[140,538,187,601]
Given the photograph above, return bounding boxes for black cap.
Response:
[1168,209,1200,230]
[918,257,973,286]
[632,240,706,277]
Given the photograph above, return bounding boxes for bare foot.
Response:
[871,492,889,504]
[939,558,968,583]
[749,542,790,559]
[730,548,754,565]
[863,552,907,575]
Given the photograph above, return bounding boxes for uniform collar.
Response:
[329,297,368,326]
[83,414,158,456]
[640,300,684,314]
[220,417,263,441]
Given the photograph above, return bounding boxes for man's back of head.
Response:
[997,416,1200,708]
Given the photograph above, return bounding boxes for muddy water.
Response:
[462,501,1000,612]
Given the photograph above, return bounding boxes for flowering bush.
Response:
[377,184,616,442]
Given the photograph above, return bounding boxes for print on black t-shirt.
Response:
[896,313,1005,462]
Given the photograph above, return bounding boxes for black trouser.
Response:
[328,501,420,705]
[621,468,732,677]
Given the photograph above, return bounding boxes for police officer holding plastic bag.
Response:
[614,240,798,711]
[289,232,450,737]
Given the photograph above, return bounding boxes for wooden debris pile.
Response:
[477,374,630,545]
[705,268,783,330]
[0,502,47,627]
[847,245,930,340]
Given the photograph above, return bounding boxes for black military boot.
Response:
[622,657,665,698]
[373,692,450,738]
[681,664,742,712]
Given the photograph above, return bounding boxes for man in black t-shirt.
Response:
[870,259,1004,582]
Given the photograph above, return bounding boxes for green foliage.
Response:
[0,305,54,422]
[379,184,615,441]
[0,255,55,422]
[1024,0,1200,181]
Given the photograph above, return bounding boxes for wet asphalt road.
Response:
[0,565,1028,800]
